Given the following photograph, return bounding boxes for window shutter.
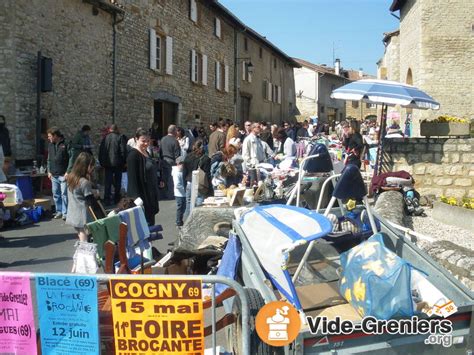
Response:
[215,18,221,38]
[242,61,246,81]
[191,49,196,82]
[277,86,282,104]
[224,64,229,92]
[216,62,221,90]
[248,70,252,83]
[165,36,173,75]
[149,29,157,70]
[267,82,272,101]
[190,0,197,22]
[263,80,267,99]
[202,54,208,85]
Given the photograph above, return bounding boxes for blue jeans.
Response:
[175,196,186,226]
[52,175,68,216]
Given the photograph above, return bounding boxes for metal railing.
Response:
[23,272,250,355]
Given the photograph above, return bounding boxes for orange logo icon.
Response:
[255,301,301,346]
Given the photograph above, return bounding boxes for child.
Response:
[66,152,97,241]
[172,156,186,227]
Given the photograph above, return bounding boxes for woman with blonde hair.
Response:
[66,152,97,241]
[226,124,240,147]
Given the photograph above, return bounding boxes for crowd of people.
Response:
[39,116,387,242]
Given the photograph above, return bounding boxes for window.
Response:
[263,80,271,100]
[366,103,376,109]
[191,49,207,85]
[149,29,173,75]
[244,37,248,51]
[259,47,263,59]
[215,61,229,92]
[242,61,252,83]
[321,106,325,113]
[263,81,281,103]
[189,0,198,23]
[273,58,277,69]
[215,17,221,38]
[352,101,359,109]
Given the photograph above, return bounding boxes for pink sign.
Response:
[0,272,37,355]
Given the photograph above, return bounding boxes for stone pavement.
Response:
[0,200,180,273]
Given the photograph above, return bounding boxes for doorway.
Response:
[240,95,251,123]
[153,100,178,138]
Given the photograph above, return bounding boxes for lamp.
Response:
[246,61,254,74]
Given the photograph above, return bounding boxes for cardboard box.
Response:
[33,197,52,212]
[305,303,362,322]
[22,197,52,211]
[295,281,346,311]
[0,187,18,205]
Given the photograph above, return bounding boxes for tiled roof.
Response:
[390,0,406,12]
[292,58,336,75]
[383,29,400,43]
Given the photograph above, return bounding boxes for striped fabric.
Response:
[118,207,150,257]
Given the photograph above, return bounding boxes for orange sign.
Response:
[109,278,204,354]
[255,301,301,347]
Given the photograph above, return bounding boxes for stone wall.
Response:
[345,101,378,121]
[0,0,114,159]
[384,138,474,198]
[115,0,236,133]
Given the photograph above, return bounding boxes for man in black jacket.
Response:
[159,125,181,200]
[99,124,127,205]
[47,128,70,219]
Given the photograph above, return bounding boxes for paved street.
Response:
[0,200,179,273]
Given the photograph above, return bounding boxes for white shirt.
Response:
[171,166,185,197]
[282,137,296,159]
[242,133,265,170]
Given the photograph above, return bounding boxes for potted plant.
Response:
[420,115,471,137]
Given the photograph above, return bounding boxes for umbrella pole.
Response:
[378,104,388,175]
[374,103,385,176]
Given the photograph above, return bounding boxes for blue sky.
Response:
[219,0,399,75]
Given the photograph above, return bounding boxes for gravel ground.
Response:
[404,208,474,252]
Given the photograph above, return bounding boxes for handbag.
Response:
[197,156,210,195]
[71,241,99,274]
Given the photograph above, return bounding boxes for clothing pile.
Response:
[371,170,424,216]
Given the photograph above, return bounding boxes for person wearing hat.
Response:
[172,155,186,227]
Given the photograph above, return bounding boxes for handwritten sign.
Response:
[110,278,204,354]
[36,275,99,355]
[0,272,37,355]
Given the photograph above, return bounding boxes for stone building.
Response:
[236,27,300,124]
[343,69,378,121]
[293,58,377,123]
[0,0,120,160]
[293,58,348,123]
[379,0,474,136]
[0,0,298,160]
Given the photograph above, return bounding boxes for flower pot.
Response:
[420,122,470,137]
[432,201,474,231]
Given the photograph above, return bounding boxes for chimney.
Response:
[359,68,363,78]
[335,58,340,75]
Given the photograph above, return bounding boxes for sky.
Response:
[219,0,400,75]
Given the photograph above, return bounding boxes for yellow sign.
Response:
[109,278,204,354]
